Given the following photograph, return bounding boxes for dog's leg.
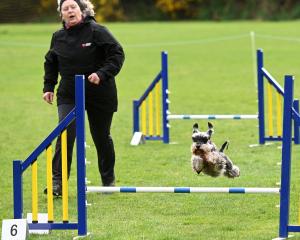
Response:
[191,155,203,174]
[224,156,233,170]
[223,155,240,178]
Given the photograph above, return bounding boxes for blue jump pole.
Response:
[279,75,294,238]
[133,100,139,133]
[13,160,23,219]
[75,75,87,236]
[257,49,265,144]
[161,51,169,144]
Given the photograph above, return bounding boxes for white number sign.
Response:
[1,219,28,240]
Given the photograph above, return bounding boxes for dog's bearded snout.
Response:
[195,143,201,149]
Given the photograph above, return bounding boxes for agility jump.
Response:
[13,76,87,236]
[132,49,300,144]
[12,74,300,239]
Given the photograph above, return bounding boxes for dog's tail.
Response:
[219,141,229,152]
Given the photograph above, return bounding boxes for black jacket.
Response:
[43,16,125,112]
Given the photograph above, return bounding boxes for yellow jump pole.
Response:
[276,92,282,137]
[46,145,54,222]
[267,82,274,137]
[141,100,147,135]
[61,130,69,223]
[149,91,153,136]
[31,159,38,223]
[155,82,161,136]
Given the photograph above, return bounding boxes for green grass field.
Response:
[1,21,300,239]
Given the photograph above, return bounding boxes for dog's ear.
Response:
[192,123,199,133]
[207,122,214,138]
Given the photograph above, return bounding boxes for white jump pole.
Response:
[87,186,280,194]
[167,114,258,120]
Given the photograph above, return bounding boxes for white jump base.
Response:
[167,114,258,120]
[86,186,280,194]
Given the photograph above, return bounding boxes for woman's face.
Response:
[61,0,82,27]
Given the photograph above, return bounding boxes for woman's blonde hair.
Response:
[57,0,95,17]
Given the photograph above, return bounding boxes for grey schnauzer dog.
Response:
[191,122,240,178]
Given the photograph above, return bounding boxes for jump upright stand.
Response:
[13,75,88,237]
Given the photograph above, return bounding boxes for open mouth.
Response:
[69,15,75,20]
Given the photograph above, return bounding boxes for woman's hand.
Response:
[43,92,54,104]
[88,73,101,85]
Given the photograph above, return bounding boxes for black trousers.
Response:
[52,104,115,186]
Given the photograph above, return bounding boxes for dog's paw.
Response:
[232,165,240,177]
[226,165,240,178]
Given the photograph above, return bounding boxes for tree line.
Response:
[1,0,300,23]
